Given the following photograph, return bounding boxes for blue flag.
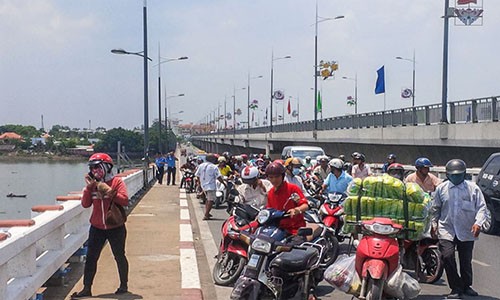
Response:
[375,65,385,94]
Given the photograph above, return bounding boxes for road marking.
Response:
[180,208,190,220]
[472,259,491,267]
[180,199,188,207]
[128,213,155,217]
[180,248,201,289]
[180,223,193,242]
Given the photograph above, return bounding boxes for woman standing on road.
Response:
[71,153,129,299]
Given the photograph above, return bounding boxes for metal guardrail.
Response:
[0,168,153,300]
[198,96,499,136]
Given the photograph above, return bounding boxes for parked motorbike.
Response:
[402,238,444,284]
[215,176,239,209]
[230,208,322,299]
[181,170,196,193]
[213,202,260,286]
[355,217,403,300]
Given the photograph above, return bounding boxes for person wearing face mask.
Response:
[430,159,487,299]
[283,157,307,195]
[320,158,353,195]
[71,153,129,298]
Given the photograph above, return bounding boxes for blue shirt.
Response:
[155,157,165,168]
[324,171,353,194]
[165,155,176,168]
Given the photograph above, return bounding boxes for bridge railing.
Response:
[199,96,498,136]
[0,167,154,300]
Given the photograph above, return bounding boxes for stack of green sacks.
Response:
[343,175,431,240]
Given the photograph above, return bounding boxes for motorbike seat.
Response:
[270,247,319,273]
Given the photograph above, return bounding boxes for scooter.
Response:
[355,217,403,300]
[213,201,260,286]
[181,170,196,193]
[318,192,347,242]
[230,208,323,300]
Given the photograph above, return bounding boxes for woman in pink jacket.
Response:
[71,153,129,298]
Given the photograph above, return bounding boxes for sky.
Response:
[0,0,497,131]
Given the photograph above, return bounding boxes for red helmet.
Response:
[387,163,404,171]
[241,154,248,160]
[88,153,113,166]
[387,163,405,180]
[265,161,286,176]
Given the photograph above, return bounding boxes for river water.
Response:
[0,161,87,220]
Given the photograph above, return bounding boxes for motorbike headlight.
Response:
[364,223,401,235]
[257,210,270,224]
[251,238,272,253]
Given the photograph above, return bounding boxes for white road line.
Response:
[472,259,491,267]
[180,208,190,220]
[180,193,187,199]
[180,223,193,242]
[180,248,201,289]
[180,199,188,207]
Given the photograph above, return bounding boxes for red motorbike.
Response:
[402,238,444,283]
[355,217,402,300]
[213,202,259,286]
[319,192,347,242]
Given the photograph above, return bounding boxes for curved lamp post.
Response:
[270,53,291,132]
[342,75,358,114]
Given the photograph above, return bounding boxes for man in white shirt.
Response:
[195,154,226,220]
[236,166,272,208]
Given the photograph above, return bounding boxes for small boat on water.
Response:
[6,193,27,198]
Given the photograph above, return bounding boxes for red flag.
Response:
[457,0,477,4]
[287,99,291,114]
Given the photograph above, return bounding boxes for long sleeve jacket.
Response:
[81,176,129,230]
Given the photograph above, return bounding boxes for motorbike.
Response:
[181,170,196,193]
[318,192,347,242]
[355,217,403,300]
[230,208,323,300]
[213,201,260,286]
[402,237,444,284]
[215,176,239,209]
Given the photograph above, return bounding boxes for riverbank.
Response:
[0,153,86,163]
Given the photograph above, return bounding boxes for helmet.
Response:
[445,159,466,174]
[206,154,218,164]
[235,155,243,161]
[387,163,405,180]
[328,158,344,170]
[217,156,227,163]
[338,154,346,161]
[263,155,271,161]
[222,151,231,158]
[318,155,329,163]
[415,157,433,168]
[241,154,248,160]
[265,161,286,176]
[352,152,366,162]
[284,157,302,167]
[305,155,312,161]
[88,153,113,166]
[351,152,360,158]
[241,166,259,183]
[387,154,397,160]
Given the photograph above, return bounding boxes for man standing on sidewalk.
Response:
[165,151,178,185]
[195,154,226,220]
[155,152,165,184]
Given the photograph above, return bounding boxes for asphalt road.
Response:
[192,198,500,300]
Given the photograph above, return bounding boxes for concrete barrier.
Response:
[0,167,153,300]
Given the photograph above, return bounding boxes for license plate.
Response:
[247,254,260,268]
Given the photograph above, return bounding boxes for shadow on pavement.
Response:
[92,292,143,299]
[418,295,500,300]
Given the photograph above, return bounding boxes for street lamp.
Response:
[165,93,184,151]
[395,52,416,108]
[270,52,291,132]
[314,0,344,131]
[233,86,246,135]
[342,75,358,114]
[247,73,263,134]
[110,1,150,187]
[153,45,188,153]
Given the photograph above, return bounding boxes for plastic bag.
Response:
[385,265,421,299]
[324,255,361,295]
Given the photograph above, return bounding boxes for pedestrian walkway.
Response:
[49,182,203,300]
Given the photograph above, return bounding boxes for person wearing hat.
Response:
[217,156,234,177]
[430,159,487,299]
[382,153,397,173]
[313,155,331,184]
[237,166,272,208]
[351,152,371,180]
[71,153,129,298]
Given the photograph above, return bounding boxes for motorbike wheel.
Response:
[366,277,384,300]
[416,248,444,284]
[215,196,222,209]
[481,206,499,234]
[213,252,247,286]
[323,234,340,267]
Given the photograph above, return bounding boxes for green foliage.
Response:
[94,127,142,153]
[0,124,41,138]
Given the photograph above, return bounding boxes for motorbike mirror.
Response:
[297,227,313,237]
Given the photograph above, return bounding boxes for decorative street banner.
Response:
[273,90,285,100]
[455,0,483,26]
[375,66,385,94]
[319,60,339,80]
[347,95,356,106]
[226,113,232,120]
[292,110,299,118]
[249,99,259,109]
[401,88,413,99]
[235,108,242,115]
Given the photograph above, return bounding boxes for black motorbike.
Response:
[230,207,323,300]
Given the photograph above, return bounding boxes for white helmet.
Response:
[241,166,259,183]
[217,156,227,163]
[328,158,344,169]
[305,156,312,161]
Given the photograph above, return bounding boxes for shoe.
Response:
[464,287,478,297]
[446,290,463,299]
[70,288,92,299]
[115,287,129,294]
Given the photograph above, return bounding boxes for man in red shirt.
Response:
[265,162,309,235]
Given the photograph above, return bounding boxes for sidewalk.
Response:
[48,182,202,300]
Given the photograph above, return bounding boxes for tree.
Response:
[94,127,142,154]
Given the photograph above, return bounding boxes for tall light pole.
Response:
[154,45,187,153]
[396,52,416,108]
[233,86,246,136]
[270,51,291,132]
[247,73,263,134]
[165,93,184,150]
[342,74,358,114]
[441,0,451,123]
[314,0,344,130]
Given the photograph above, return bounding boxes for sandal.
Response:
[71,289,92,299]
[115,287,129,294]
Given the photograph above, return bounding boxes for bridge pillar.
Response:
[472,100,478,123]
[492,97,498,122]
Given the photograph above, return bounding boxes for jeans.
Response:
[84,225,129,289]
[166,167,176,185]
[156,166,164,184]
[439,237,474,292]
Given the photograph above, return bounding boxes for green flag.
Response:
[316,91,322,112]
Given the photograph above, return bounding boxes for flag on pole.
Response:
[316,91,322,112]
[265,108,268,120]
[375,66,385,94]
[287,99,291,114]
[457,0,477,4]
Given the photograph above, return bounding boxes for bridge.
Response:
[191,96,500,166]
